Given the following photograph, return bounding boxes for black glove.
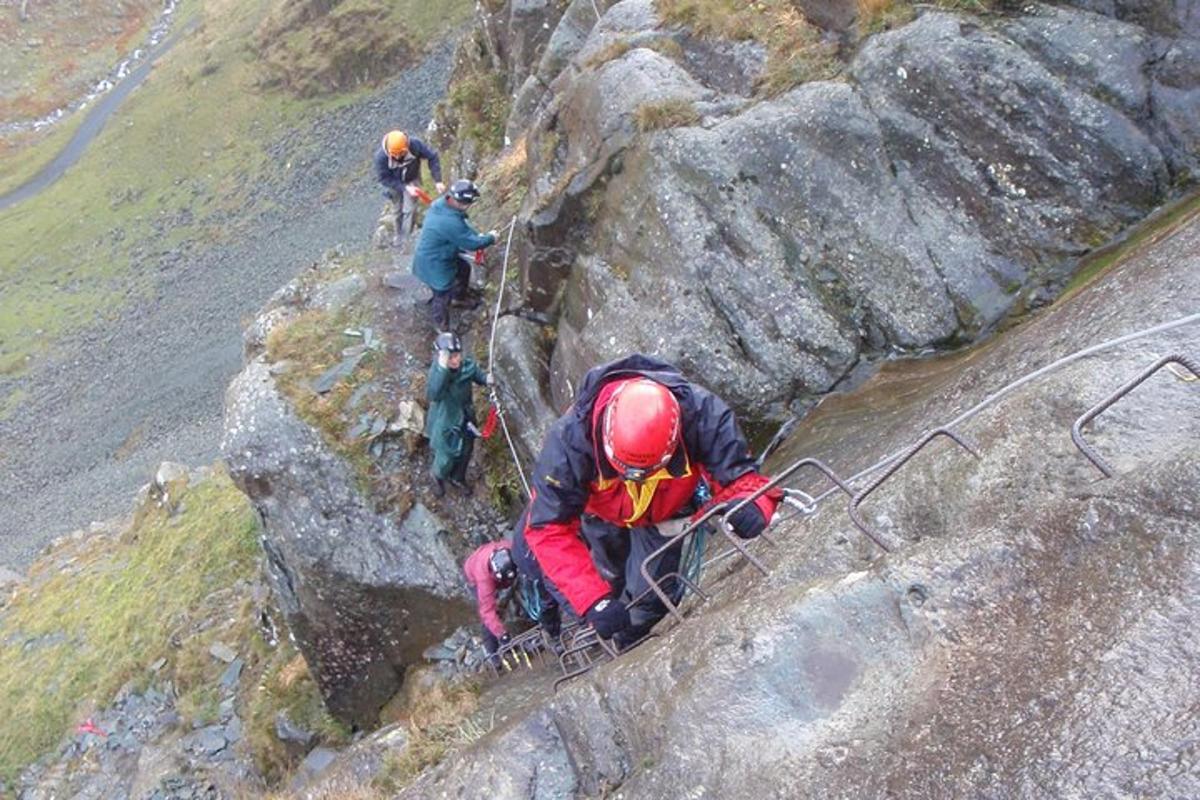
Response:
[499,633,512,647]
[586,596,630,639]
[728,502,768,540]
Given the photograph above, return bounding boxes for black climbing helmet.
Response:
[489,547,517,585]
[434,331,462,353]
[448,179,481,205]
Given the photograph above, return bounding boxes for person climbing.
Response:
[522,354,782,648]
[424,331,493,497]
[375,129,445,248]
[463,539,517,665]
[412,179,499,332]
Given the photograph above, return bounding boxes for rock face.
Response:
[467,0,1200,432]
[222,356,474,726]
[394,168,1200,799]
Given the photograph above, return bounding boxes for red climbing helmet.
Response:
[601,378,681,482]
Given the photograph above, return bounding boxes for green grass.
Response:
[0,114,88,197]
[0,469,261,784]
[255,0,473,97]
[246,644,350,783]
[0,0,285,376]
[0,0,473,382]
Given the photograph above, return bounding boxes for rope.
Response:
[798,311,1200,509]
[485,216,532,499]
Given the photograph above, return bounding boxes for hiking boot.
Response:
[447,478,472,496]
[430,469,446,497]
[450,296,481,310]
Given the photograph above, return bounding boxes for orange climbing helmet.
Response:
[382,130,409,159]
[601,378,681,482]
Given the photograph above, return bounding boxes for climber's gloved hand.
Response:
[405,184,420,197]
[586,596,630,640]
[437,349,451,368]
[485,372,496,386]
[435,181,447,194]
[727,502,768,540]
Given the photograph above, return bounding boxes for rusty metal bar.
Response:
[1072,353,1199,478]
[847,427,980,551]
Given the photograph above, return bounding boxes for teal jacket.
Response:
[425,358,488,459]
[412,198,497,291]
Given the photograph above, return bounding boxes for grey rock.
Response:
[400,204,1200,800]
[274,712,316,747]
[0,566,24,593]
[309,273,366,314]
[148,657,167,673]
[153,462,189,489]
[290,746,338,791]
[222,358,474,725]
[310,352,365,394]
[218,658,243,691]
[222,716,243,744]
[193,727,227,756]
[511,5,1189,429]
[491,314,556,460]
[242,306,297,359]
[207,642,236,664]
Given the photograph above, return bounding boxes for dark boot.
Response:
[430,467,446,497]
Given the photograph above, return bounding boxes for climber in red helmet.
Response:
[522,355,782,648]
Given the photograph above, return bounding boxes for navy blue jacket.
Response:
[412,197,497,291]
[374,135,442,193]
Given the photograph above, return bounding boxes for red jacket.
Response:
[463,539,512,638]
[525,356,781,615]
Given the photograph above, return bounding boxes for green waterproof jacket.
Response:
[412,197,497,291]
[425,358,488,460]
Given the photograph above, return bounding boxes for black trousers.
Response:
[580,516,686,642]
[511,510,569,637]
[428,259,472,332]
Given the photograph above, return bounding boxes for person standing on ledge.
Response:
[424,331,493,497]
[411,179,498,332]
[375,129,445,248]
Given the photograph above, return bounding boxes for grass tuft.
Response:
[856,0,916,34]
[372,676,486,794]
[0,470,260,784]
[634,98,702,132]
[655,0,840,94]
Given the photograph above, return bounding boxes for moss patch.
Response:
[0,469,260,783]
[1058,188,1200,304]
[446,71,512,162]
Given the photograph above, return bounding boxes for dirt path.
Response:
[0,40,456,568]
